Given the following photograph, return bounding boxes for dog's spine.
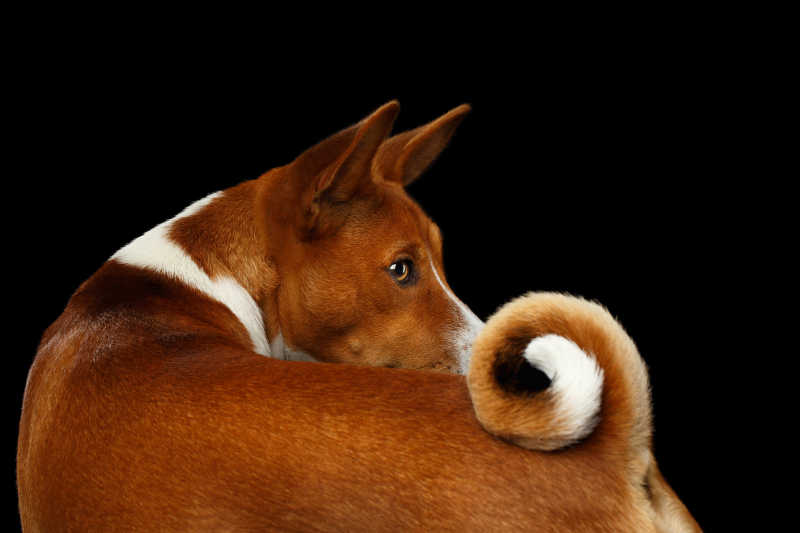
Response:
[467,292,652,454]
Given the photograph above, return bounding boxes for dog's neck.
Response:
[110,179,309,361]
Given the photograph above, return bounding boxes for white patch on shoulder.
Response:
[111,192,271,356]
[268,332,318,363]
[523,334,604,443]
[429,259,485,374]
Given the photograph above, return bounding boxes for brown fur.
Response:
[17,280,699,530]
[18,103,699,531]
[259,101,475,369]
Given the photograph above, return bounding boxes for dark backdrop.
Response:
[7,40,750,531]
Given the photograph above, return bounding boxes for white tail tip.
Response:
[522,334,604,444]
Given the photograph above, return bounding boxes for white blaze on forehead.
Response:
[429,259,485,374]
[111,192,271,357]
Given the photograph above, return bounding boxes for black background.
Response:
[6,20,769,531]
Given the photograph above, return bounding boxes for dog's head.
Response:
[260,101,483,373]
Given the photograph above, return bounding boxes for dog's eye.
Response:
[388,259,415,285]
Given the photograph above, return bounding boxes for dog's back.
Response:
[19,288,699,532]
[18,290,699,531]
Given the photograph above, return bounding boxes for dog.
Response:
[17,102,699,531]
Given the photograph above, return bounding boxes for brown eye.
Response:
[388,259,415,285]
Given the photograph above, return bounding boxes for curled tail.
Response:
[467,292,651,453]
[467,292,702,531]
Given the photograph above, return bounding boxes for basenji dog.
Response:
[18,101,699,532]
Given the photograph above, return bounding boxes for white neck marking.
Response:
[110,192,271,356]
[269,332,318,363]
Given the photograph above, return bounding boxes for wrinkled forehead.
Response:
[372,183,443,254]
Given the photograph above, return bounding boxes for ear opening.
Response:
[294,101,400,236]
[375,103,471,186]
[314,100,400,202]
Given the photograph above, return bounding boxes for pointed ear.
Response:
[374,104,470,186]
[313,100,400,203]
[298,101,400,235]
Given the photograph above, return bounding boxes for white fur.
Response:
[523,334,604,442]
[429,259,485,374]
[111,192,271,356]
[269,332,318,363]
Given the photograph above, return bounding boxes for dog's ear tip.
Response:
[378,104,472,186]
[441,104,471,126]
[372,100,401,118]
